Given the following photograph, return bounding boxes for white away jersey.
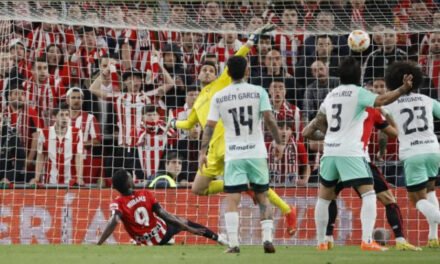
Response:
[208,82,272,161]
[384,93,440,160]
[319,84,378,157]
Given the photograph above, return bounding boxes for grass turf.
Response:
[1,245,439,264]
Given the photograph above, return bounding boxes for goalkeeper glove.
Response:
[247,23,277,46]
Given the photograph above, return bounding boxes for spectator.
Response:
[133,105,177,181]
[31,104,84,186]
[1,83,41,182]
[408,0,432,30]
[267,78,303,143]
[8,39,31,79]
[0,52,14,109]
[274,8,305,76]
[241,0,279,25]
[304,11,349,57]
[208,22,243,74]
[23,56,66,126]
[45,44,77,87]
[146,151,182,188]
[175,124,201,186]
[137,3,156,26]
[419,11,440,57]
[76,27,108,80]
[267,119,310,186]
[161,3,197,48]
[66,87,102,184]
[251,49,296,102]
[181,32,203,80]
[296,35,340,88]
[363,27,407,84]
[419,32,440,97]
[303,60,339,122]
[370,23,386,52]
[26,4,67,59]
[249,34,272,79]
[245,16,264,34]
[173,86,199,139]
[198,1,226,48]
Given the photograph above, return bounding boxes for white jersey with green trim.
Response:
[319,84,378,157]
[384,93,440,160]
[208,82,272,161]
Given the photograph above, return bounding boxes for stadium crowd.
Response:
[0,0,440,188]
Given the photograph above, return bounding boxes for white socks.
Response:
[416,199,440,226]
[315,198,331,245]
[427,191,439,240]
[261,220,273,243]
[361,191,377,244]
[225,212,239,248]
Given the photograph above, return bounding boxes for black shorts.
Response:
[335,162,390,196]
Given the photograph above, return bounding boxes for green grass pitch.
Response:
[1,245,439,264]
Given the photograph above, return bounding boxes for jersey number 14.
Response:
[228,106,253,136]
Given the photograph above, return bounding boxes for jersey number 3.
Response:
[330,104,342,132]
[228,106,253,136]
[134,207,150,227]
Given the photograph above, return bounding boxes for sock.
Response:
[261,220,274,243]
[385,203,404,239]
[187,220,218,241]
[225,212,239,248]
[268,188,291,214]
[204,180,224,195]
[326,200,338,236]
[427,191,439,239]
[315,198,331,245]
[417,199,440,235]
[361,191,377,244]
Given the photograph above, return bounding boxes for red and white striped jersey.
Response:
[110,190,168,246]
[77,46,108,79]
[266,137,308,184]
[273,101,303,142]
[109,92,164,147]
[49,61,77,87]
[37,126,83,184]
[17,59,33,79]
[2,105,42,151]
[133,50,159,84]
[69,111,101,157]
[419,57,440,93]
[173,104,191,139]
[207,39,243,73]
[133,121,177,176]
[183,46,203,78]
[23,76,66,126]
[273,28,304,75]
[0,77,9,110]
[26,25,67,59]
[160,26,182,48]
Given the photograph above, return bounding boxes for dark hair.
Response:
[186,85,199,93]
[277,119,293,129]
[385,61,423,93]
[339,57,361,85]
[112,169,130,193]
[79,26,95,36]
[142,105,159,115]
[199,61,218,75]
[316,35,331,44]
[165,151,182,163]
[45,44,64,70]
[269,77,286,87]
[226,56,248,81]
[51,103,70,117]
[32,56,47,67]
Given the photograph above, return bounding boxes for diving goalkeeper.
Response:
[167,24,297,235]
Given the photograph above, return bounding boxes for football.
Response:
[372,228,392,245]
[348,29,371,52]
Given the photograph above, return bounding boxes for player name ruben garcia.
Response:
[216,92,260,103]
[127,196,146,208]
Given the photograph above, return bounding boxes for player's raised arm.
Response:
[374,74,413,107]
[97,213,121,245]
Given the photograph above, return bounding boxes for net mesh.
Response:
[0,0,439,246]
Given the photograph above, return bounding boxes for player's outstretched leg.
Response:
[325,199,338,249]
[255,190,275,253]
[186,220,228,245]
[426,180,439,248]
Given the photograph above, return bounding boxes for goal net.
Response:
[0,0,439,246]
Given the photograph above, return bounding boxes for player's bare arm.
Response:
[374,74,413,107]
[97,213,121,245]
[198,120,217,173]
[153,204,204,235]
[262,111,284,160]
[302,111,327,140]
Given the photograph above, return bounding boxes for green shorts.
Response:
[320,156,373,187]
[224,158,269,193]
[403,153,440,192]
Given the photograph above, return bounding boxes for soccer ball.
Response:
[372,228,391,245]
[348,30,371,53]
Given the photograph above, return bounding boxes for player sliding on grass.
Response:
[200,56,283,253]
[167,24,298,236]
[97,169,228,246]
[305,57,414,251]
[303,83,421,251]
[383,61,440,248]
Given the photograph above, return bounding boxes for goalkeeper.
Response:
[168,25,297,235]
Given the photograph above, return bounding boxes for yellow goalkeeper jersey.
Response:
[176,45,250,157]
